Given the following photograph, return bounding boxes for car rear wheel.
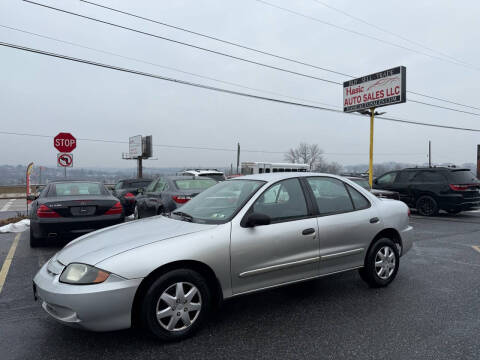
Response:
[29,228,42,247]
[140,269,211,342]
[359,238,399,288]
[416,195,438,216]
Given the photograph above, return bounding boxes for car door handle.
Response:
[302,228,315,235]
[370,217,380,224]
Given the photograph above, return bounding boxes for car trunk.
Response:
[42,196,118,217]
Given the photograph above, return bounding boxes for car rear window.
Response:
[48,182,105,196]
[199,173,225,181]
[174,179,217,190]
[449,170,478,184]
[124,180,152,188]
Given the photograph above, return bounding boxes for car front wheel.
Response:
[140,269,211,341]
[359,238,399,288]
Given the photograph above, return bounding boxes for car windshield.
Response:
[350,178,371,190]
[449,170,478,184]
[174,179,217,190]
[49,182,105,196]
[172,179,264,224]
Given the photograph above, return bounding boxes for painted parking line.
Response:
[0,233,21,294]
[472,245,480,254]
[0,199,14,212]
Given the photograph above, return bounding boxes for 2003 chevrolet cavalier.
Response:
[34,173,412,341]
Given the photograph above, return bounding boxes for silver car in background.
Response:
[33,173,413,341]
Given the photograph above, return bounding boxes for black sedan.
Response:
[111,178,152,216]
[29,181,125,247]
[134,176,217,219]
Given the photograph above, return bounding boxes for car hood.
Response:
[56,216,214,266]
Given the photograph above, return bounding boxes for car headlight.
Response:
[59,263,110,285]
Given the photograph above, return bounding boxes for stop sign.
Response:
[54,132,76,153]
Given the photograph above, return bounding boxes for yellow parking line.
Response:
[0,233,21,295]
[473,245,480,254]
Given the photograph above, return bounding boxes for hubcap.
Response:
[375,246,396,280]
[419,198,434,215]
[156,282,202,332]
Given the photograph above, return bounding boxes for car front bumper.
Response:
[33,261,142,332]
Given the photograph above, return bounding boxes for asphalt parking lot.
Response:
[1,212,480,360]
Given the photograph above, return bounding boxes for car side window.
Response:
[376,172,398,186]
[145,180,157,192]
[252,178,308,222]
[154,179,166,192]
[307,177,354,214]
[346,184,370,210]
[413,171,445,183]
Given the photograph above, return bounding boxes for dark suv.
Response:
[373,167,480,216]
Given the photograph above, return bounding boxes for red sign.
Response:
[57,153,73,167]
[54,132,76,152]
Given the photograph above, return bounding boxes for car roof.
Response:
[402,167,470,171]
[182,169,224,174]
[118,178,152,182]
[47,180,102,184]
[230,172,342,183]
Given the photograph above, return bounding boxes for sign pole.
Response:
[369,107,375,187]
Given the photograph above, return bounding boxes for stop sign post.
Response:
[54,133,76,177]
[54,132,76,153]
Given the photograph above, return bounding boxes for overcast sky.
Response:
[1,0,480,170]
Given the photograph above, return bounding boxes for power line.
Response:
[0,24,339,109]
[21,0,341,86]
[309,0,474,68]
[77,0,480,112]
[253,0,479,72]
[0,131,421,156]
[2,40,480,135]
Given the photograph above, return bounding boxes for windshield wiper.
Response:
[172,211,194,222]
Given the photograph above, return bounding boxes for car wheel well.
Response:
[131,260,223,328]
[367,228,402,258]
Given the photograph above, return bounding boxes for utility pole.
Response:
[236,142,240,175]
[137,158,143,178]
[428,140,432,167]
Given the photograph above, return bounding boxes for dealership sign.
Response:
[343,66,406,113]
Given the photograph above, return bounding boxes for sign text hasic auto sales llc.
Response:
[343,66,406,113]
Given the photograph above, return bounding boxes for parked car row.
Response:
[33,172,412,341]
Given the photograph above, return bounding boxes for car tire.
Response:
[134,205,140,219]
[416,195,438,216]
[156,206,164,216]
[359,238,400,288]
[140,269,212,342]
[29,228,42,248]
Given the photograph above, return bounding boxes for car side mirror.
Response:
[26,194,38,201]
[244,212,271,227]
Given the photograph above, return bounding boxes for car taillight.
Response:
[172,195,192,204]
[124,192,135,201]
[105,201,123,215]
[449,184,471,191]
[37,205,61,218]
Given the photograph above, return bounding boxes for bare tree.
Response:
[315,160,343,174]
[284,148,299,163]
[284,143,324,170]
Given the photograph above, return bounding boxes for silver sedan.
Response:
[33,173,413,341]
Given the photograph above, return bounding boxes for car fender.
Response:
[96,222,233,298]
